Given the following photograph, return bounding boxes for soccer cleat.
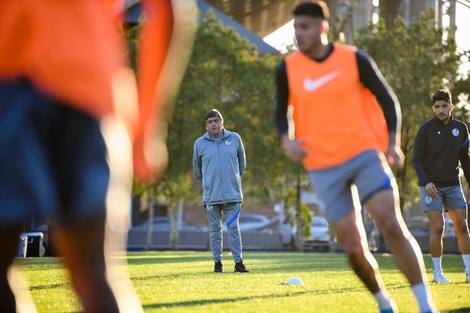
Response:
[433,272,451,283]
[379,299,398,313]
[214,261,223,273]
[234,261,249,273]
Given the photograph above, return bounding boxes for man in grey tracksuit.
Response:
[193,109,249,273]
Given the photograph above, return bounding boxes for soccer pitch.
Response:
[19,251,470,312]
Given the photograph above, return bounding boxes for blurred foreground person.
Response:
[0,0,197,312]
[274,2,437,312]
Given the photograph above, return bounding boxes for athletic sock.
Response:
[431,256,443,274]
[373,289,395,310]
[462,254,470,273]
[411,283,437,313]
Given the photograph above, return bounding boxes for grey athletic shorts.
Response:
[308,149,395,223]
[419,185,467,212]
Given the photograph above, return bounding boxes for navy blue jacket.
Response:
[412,116,470,187]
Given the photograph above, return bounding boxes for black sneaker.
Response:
[234,261,249,273]
[214,261,223,273]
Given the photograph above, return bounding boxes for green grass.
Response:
[18,251,470,312]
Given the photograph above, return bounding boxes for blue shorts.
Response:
[308,150,395,223]
[419,185,467,212]
[0,79,109,225]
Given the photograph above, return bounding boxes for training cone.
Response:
[285,277,304,285]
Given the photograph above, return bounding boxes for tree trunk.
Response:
[294,167,305,251]
[169,202,182,250]
[145,197,155,250]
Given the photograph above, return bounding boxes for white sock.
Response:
[373,289,394,310]
[411,283,437,313]
[462,254,470,273]
[431,256,443,274]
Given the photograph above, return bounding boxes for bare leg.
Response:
[426,211,445,257]
[100,115,144,313]
[331,210,385,293]
[52,217,120,313]
[0,226,23,313]
[367,189,428,286]
[447,209,470,254]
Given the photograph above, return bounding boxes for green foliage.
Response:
[299,202,313,238]
[20,251,470,312]
[354,10,468,209]
[453,75,470,120]
[283,187,312,239]
[126,7,470,216]
[123,23,141,71]
[128,9,299,208]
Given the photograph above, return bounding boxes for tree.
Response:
[162,10,296,207]
[354,10,467,210]
[128,10,304,249]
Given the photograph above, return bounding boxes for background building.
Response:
[125,0,467,57]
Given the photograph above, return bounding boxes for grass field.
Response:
[18,251,470,313]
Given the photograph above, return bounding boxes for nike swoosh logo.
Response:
[303,72,340,91]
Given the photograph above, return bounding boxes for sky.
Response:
[263,2,470,75]
[262,20,294,53]
[447,1,470,75]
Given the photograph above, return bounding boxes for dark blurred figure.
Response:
[0,0,197,312]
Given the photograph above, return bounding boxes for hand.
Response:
[425,182,438,198]
[282,136,307,163]
[384,145,404,169]
[133,135,168,182]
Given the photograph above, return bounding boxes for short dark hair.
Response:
[293,1,329,21]
[431,89,452,104]
[204,109,224,123]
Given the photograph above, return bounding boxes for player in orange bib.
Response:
[274,2,437,313]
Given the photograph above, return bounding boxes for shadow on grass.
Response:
[447,308,470,313]
[127,251,408,281]
[128,251,395,264]
[127,253,208,265]
[142,286,362,310]
[29,283,71,291]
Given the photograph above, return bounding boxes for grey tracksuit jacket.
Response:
[192,129,246,205]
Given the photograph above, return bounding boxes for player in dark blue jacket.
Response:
[412,89,470,284]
